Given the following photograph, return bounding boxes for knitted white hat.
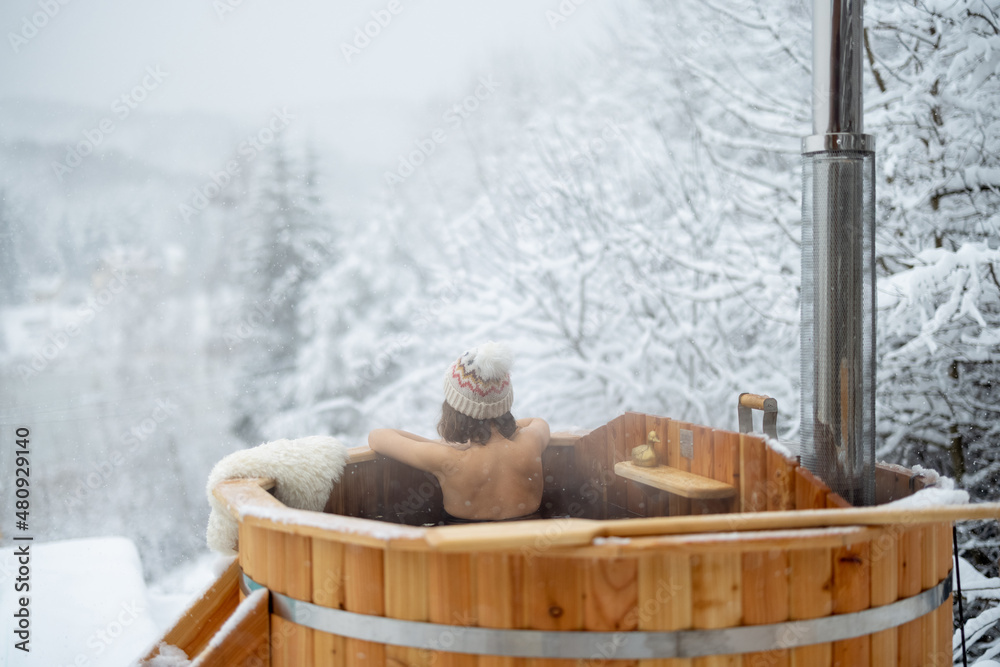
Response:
[443,341,514,420]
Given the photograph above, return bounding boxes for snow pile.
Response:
[957,555,1000,604]
[761,435,796,459]
[144,642,191,666]
[883,466,969,510]
[0,537,162,667]
[884,486,969,509]
[909,464,950,488]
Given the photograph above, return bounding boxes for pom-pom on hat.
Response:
[443,341,514,420]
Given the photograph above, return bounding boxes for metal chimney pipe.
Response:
[801,0,876,505]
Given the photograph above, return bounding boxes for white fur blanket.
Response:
[205,436,348,555]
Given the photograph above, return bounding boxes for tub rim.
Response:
[216,473,994,556]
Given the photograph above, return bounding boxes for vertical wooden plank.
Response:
[240,523,270,666]
[343,544,385,666]
[340,464,360,517]
[541,443,579,518]
[893,470,915,503]
[627,412,654,517]
[312,538,345,666]
[385,460,442,526]
[869,526,899,667]
[645,415,671,517]
[385,550,430,666]
[667,421,692,516]
[794,466,829,511]
[691,425,715,478]
[638,553,692,667]
[897,527,923,667]
[267,531,296,667]
[712,431,741,513]
[270,532,312,667]
[936,591,953,667]
[476,552,525,667]
[766,448,797,512]
[829,501,870,667]
[920,523,940,665]
[608,416,630,514]
[240,522,268,586]
[789,548,833,667]
[874,465,915,505]
[936,522,953,667]
[646,415,671,464]
[742,550,790,667]
[690,426,715,515]
[428,552,477,667]
[324,468,346,515]
[692,552,742,667]
[523,556,583,667]
[584,557,639,665]
[916,521,953,667]
[343,462,381,520]
[577,425,610,519]
[826,492,851,509]
[740,435,767,513]
[789,479,832,667]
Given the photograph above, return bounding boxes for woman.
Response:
[368,341,550,522]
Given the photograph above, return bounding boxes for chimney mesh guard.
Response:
[800,150,876,506]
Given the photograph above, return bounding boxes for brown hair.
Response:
[437,400,517,446]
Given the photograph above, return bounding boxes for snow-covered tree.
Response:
[866,0,1000,488]
[0,191,22,305]
[863,4,1000,659]
[230,144,333,444]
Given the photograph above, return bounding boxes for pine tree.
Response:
[230,143,332,443]
[0,191,23,305]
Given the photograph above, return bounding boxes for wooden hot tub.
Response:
[144,411,997,666]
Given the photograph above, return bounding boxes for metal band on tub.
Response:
[241,569,950,659]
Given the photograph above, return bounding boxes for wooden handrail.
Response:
[425,503,1000,552]
[347,445,377,464]
[550,431,588,446]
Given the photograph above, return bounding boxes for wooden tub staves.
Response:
[142,412,1000,666]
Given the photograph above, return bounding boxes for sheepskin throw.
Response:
[205,436,348,555]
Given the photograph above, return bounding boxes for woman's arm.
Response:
[516,418,551,452]
[368,428,451,473]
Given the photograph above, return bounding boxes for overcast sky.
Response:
[0,0,617,118]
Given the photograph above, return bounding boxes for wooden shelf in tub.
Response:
[614,461,737,500]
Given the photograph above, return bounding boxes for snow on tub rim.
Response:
[143,411,1000,666]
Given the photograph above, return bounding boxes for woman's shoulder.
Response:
[516,417,550,441]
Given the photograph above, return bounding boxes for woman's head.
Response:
[437,400,517,445]
[440,341,515,444]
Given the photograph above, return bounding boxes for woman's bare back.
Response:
[435,429,546,520]
[368,418,550,521]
